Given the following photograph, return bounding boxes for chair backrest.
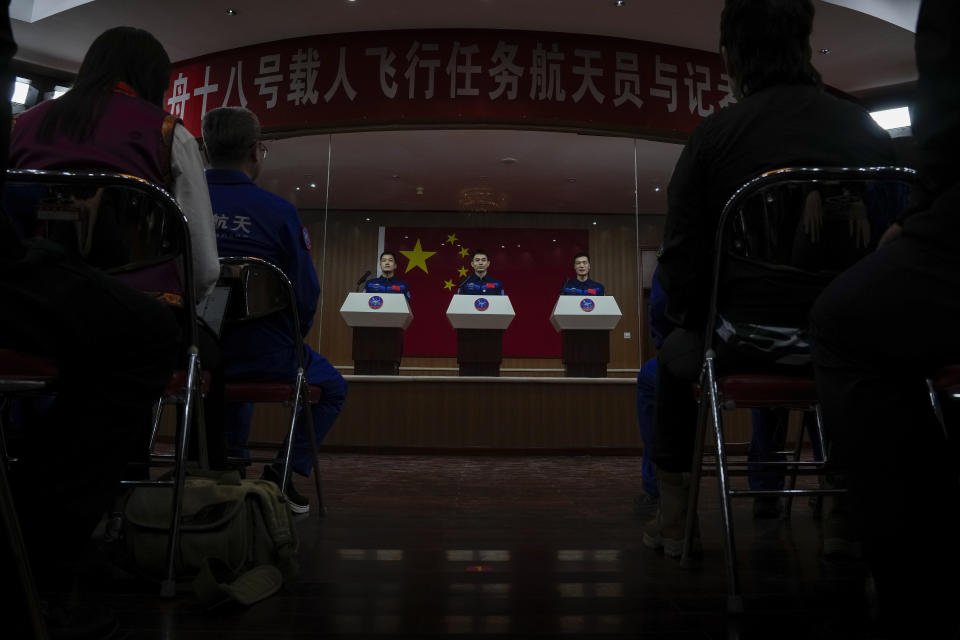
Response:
[704,166,917,365]
[4,168,199,346]
[218,256,304,368]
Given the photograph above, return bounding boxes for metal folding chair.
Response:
[218,256,326,516]
[678,166,918,613]
[3,168,206,597]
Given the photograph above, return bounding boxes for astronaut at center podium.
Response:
[457,249,505,295]
[560,252,606,295]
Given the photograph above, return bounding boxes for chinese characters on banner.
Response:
[166,29,735,138]
[383,227,588,358]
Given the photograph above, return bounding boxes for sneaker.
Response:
[261,464,310,515]
[633,493,659,518]
[752,496,782,519]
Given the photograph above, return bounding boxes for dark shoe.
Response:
[633,493,659,518]
[752,496,782,519]
[261,464,310,515]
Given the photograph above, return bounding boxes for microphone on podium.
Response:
[454,275,470,294]
[355,270,372,292]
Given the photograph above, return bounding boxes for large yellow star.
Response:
[400,238,436,274]
[458,247,470,258]
[446,233,458,244]
[443,279,455,290]
[457,266,469,278]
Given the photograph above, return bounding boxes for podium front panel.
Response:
[340,291,413,329]
[445,295,515,330]
[550,295,622,331]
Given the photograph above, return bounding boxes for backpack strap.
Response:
[192,557,283,609]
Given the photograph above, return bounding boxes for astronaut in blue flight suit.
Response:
[560,252,605,295]
[363,250,411,300]
[202,106,346,514]
[457,249,505,294]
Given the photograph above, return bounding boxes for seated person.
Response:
[645,0,896,558]
[364,251,411,300]
[6,25,227,468]
[202,106,347,515]
[561,252,605,295]
[1,17,180,637]
[811,0,960,633]
[457,249,504,294]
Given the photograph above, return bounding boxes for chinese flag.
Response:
[384,227,588,357]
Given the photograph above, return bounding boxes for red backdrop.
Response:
[384,227,588,358]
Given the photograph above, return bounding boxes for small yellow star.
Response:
[457,266,468,278]
[400,238,437,274]
[458,247,470,258]
[443,279,455,290]
[446,233,458,244]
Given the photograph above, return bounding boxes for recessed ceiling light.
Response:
[500,157,518,164]
[654,186,661,192]
[592,221,598,226]
[391,174,400,179]
[309,182,316,188]
[416,186,424,195]
[819,48,830,55]
[225,8,238,16]
[365,217,371,222]
[295,186,300,191]
[615,0,625,6]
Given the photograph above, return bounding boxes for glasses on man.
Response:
[257,141,268,161]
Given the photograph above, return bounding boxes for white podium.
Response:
[339,292,413,374]
[549,295,622,377]
[445,295,515,376]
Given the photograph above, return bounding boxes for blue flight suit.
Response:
[364,275,411,301]
[206,168,347,477]
[560,277,605,296]
[457,273,505,295]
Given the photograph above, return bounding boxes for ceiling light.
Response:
[225,8,237,16]
[654,186,661,192]
[615,0,625,6]
[416,186,424,195]
[819,48,830,55]
[11,77,30,104]
[592,221,598,226]
[364,217,371,222]
[870,107,911,130]
[295,186,300,191]
[500,157,518,164]
[309,182,316,188]
[567,178,576,183]
[391,174,400,179]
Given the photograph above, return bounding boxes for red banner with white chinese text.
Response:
[165,29,733,140]
[384,227,588,358]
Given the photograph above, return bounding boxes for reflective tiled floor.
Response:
[94,454,874,639]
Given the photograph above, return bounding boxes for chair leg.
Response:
[277,370,303,493]
[927,379,949,440]
[301,399,326,518]
[147,398,164,454]
[705,352,743,614]
[782,410,809,520]
[681,366,710,569]
[161,347,200,598]
[0,451,49,639]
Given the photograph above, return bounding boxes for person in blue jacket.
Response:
[364,250,411,300]
[202,106,347,515]
[560,252,605,295]
[457,249,504,294]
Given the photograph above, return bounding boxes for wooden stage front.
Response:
[248,374,755,453]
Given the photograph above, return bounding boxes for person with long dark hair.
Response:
[8,25,219,301]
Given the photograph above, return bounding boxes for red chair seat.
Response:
[932,365,960,394]
[163,370,212,396]
[225,382,323,404]
[717,374,818,408]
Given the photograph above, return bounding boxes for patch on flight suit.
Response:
[301,225,312,250]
